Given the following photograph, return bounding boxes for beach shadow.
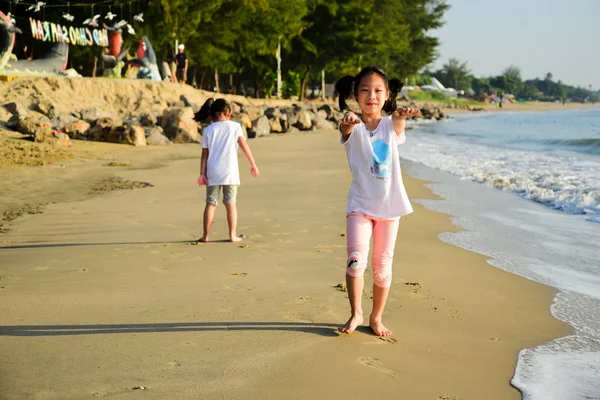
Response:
[0,321,341,337]
[0,239,252,250]
[0,240,199,250]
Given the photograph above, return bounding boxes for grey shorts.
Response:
[206,185,238,205]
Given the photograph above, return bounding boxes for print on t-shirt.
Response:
[370,139,391,179]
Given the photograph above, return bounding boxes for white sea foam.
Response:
[399,132,600,218]
[401,160,600,400]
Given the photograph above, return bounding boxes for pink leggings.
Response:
[346,212,400,288]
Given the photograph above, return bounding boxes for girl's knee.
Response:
[372,260,393,287]
[346,251,367,278]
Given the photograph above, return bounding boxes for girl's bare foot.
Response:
[339,314,364,334]
[370,316,392,337]
[198,237,209,243]
[229,236,243,243]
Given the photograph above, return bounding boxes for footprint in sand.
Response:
[297,296,312,302]
[239,244,255,249]
[32,266,50,271]
[231,272,248,277]
[378,337,397,344]
[357,357,398,378]
[166,360,181,370]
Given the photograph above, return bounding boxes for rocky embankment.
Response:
[0,76,448,148]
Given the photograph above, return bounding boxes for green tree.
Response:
[502,65,522,94]
[433,58,471,90]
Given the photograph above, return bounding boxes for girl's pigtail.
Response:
[335,75,355,111]
[383,78,403,114]
[194,98,214,122]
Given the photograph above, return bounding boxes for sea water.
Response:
[399,108,600,400]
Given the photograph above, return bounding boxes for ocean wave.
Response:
[399,135,600,219]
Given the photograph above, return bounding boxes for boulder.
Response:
[314,119,337,130]
[64,120,91,139]
[3,102,28,120]
[145,126,172,146]
[317,104,334,119]
[140,112,159,127]
[243,105,264,121]
[269,117,283,133]
[131,125,147,147]
[265,107,281,119]
[17,118,52,138]
[89,117,117,142]
[180,95,202,113]
[250,115,270,137]
[35,100,60,120]
[294,110,312,130]
[162,107,199,143]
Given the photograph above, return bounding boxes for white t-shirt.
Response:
[342,116,413,218]
[201,120,244,185]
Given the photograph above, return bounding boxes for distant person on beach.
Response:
[175,44,188,84]
[165,44,177,82]
[335,66,420,337]
[195,98,259,242]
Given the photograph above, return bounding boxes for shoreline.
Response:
[0,129,570,399]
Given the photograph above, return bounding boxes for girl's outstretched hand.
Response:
[197,175,208,187]
[392,107,420,120]
[339,111,361,126]
[250,165,260,177]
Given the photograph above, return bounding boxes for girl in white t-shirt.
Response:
[335,66,420,337]
[195,98,259,242]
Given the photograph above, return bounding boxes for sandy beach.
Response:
[0,128,570,399]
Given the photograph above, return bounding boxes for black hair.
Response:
[194,98,232,122]
[334,66,403,114]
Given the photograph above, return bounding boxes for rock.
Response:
[269,117,283,133]
[33,122,55,143]
[330,110,344,123]
[3,102,28,120]
[140,112,159,127]
[78,108,102,123]
[89,117,117,142]
[236,113,252,130]
[145,126,172,146]
[281,108,298,126]
[279,113,290,132]
[265,107,281,119]
[17,118,52,138]
[314,119,337,130]
[131,125,147,147]
[230,102,243,114]
[316,109,328,121]
[317,104,334,118]
[55,113,79,131]
[54,130,73,147]
[286,126,300,134]
[6,116,19,130]
[250,115,270,137]
[0,105,14,123]
[35,100,60,120]
[180,95,202,113]
[162,107,199,143]
[65,120,91,139]
[243,105,264,121]
[294,110,312,130]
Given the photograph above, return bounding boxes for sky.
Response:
[430,0,600,90]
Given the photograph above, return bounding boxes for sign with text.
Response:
[29,18,108,47]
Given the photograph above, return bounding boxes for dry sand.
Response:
[0,129,570,399]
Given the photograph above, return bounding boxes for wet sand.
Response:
[0,129,570,399]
